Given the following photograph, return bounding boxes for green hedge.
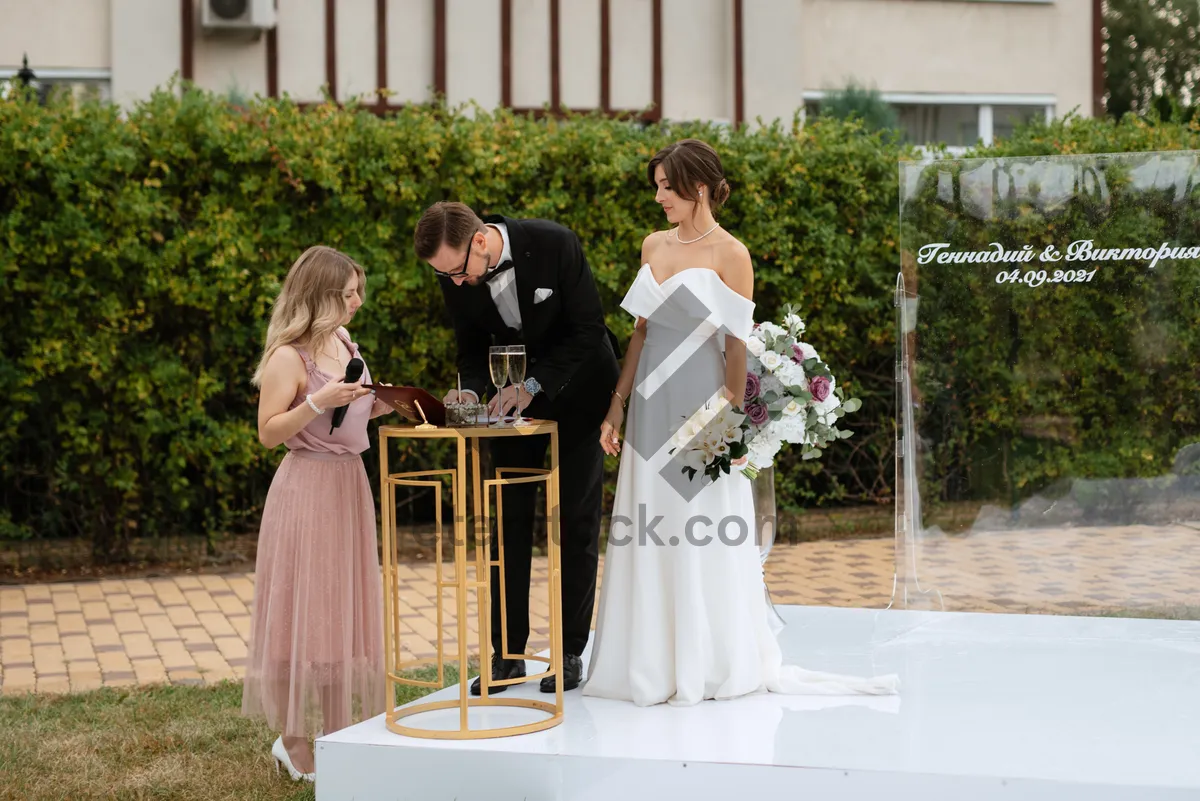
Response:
[1,86,1196,559]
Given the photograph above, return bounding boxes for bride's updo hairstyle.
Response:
[647,138,731,218]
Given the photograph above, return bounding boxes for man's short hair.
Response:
[413,201,487,260]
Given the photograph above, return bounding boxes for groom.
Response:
[414,201,620,694]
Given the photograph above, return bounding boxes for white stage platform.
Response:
[315,605,1200,801]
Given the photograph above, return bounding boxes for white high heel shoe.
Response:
[271,736,315,783]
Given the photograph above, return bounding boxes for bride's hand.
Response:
[600,399,624,456]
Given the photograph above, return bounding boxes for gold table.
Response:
[377,419,563,739]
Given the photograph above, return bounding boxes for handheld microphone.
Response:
[330,357,365,434]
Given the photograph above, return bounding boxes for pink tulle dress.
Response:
[241,328,386,739]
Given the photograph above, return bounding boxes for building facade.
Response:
[1,0,1100,148]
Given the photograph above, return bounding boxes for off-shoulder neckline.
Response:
[638,263,753,306]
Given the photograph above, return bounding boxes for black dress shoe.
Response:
[540,653,582,693]
[470,654,526,696]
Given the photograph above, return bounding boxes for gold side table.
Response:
[377,419,563,740]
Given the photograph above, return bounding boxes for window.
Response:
[0,68,111,104]
[803,91,1055,149]
[993,105,1046,141]
[895,104,979,148]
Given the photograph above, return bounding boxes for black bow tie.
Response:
[482,259,515,283]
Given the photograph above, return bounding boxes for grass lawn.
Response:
[0,663,474,801]
[1077,604,1200,620]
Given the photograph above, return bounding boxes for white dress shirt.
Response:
[486,223,522,331]
[462,223,520,404]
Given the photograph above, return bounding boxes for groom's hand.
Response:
[443,389,479,405]
[488,384,532,417]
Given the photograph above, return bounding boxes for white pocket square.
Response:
[534,287,554,303]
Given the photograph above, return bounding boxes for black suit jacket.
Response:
[439,215,620,410]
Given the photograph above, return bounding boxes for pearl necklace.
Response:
[672,222,720,244]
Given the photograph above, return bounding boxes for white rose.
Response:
[783,399,803,416]
[784,313,806,333]
[761,351,783,371]
[746,337,766,358]
[759,322,785,339]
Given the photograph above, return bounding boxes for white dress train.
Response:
[582,265,900,707]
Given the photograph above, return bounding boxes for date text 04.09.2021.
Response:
[996,268,1098,287]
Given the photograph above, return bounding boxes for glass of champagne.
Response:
[488,346,510,426]
[506,345,529,426]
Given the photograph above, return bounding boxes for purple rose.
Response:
[746,401,769,426]
[744,372,761,403]
[791,344,804,364]
[809,375,831,402]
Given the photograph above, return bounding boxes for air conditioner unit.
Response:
[201,0,277,31]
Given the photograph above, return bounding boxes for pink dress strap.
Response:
[333,327,361,362]
[291,343,322,378]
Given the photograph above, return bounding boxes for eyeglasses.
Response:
[434,239,473,280]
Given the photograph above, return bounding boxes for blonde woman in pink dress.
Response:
[242,246,393,781]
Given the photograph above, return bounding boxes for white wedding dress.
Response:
[582,265,900,707]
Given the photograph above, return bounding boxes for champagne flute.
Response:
[506,345,529,426]
[488,346,510,426]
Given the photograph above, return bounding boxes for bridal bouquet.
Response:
[742,304,862,467]
[668,305,862,484]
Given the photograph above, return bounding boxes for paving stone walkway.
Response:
[2,525,1197,695]
[1,574,253,695]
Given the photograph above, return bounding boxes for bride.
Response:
[581,139,899,707]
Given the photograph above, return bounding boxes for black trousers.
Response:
[485,340,617,658]
[487,429,604,658]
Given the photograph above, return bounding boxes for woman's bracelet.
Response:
[306,394,326,414]
[612,389,626,408]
